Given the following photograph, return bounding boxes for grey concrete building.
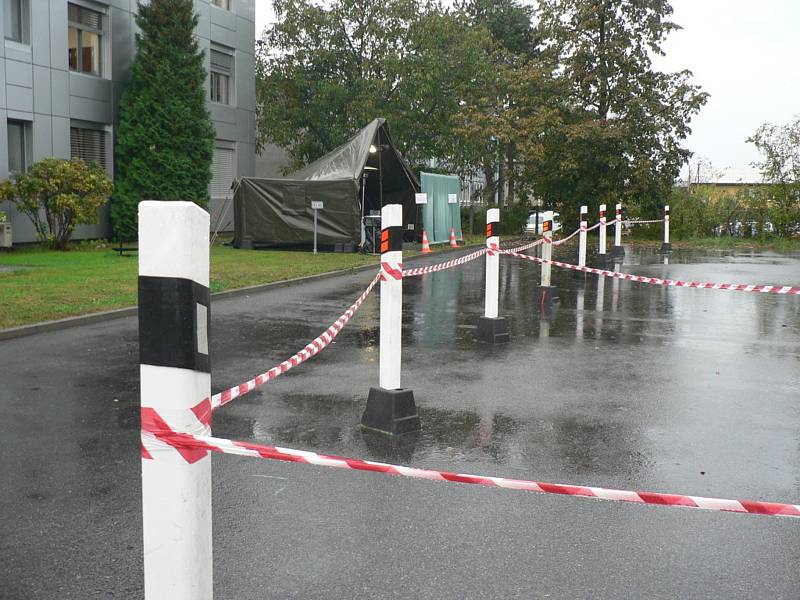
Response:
[0,0,255,243]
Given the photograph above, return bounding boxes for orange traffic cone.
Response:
[449,227,458,248]
[421,229,432,253]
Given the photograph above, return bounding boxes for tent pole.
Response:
[378,136,383,208]
[361,172,366,248]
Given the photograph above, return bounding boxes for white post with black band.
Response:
[139,201,213,600]
[361,204,420,435]
[661,205,671,252]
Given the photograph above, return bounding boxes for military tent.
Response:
[233,119,420,249]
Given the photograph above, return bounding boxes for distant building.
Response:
[1,0,255,243]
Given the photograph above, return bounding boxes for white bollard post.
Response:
[484,208,500,319]
[477,208,509,343]
[541,211,553,287]
[139,201,213,600]
[361,204,420,434]
[599,203,607,257]
[537,211,558,312]
[578,205,588,269]
[661,205,671,252]
[612,203,624,258]
[379,204,403,391]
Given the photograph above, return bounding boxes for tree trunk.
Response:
[597,2,610,119]
[497,158,505,208]
[482,161,495,206]
[506,146,515,206]
[469,200,475,235]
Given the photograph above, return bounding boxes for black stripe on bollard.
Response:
[138,276,210,372]
[380,226,403,253]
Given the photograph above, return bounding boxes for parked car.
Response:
[522,211,561,237]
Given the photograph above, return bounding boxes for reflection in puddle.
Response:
[209,244,800,489]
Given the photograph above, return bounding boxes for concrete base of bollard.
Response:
[477,316,510,344]
[660,242,671,253]
[601,251,618,262]
[360,387,421,436]
[537,285,559,311]
[610,245,625,258]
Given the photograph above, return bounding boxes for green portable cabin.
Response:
[420,172,463,244]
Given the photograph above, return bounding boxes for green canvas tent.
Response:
[233,119,420,249]
[420,172,462,244]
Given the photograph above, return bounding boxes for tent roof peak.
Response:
[287,118,417,187]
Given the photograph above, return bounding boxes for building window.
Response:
[211,0,230,9]
[7,120,31,173]
[68,3,103,76]
[4,0,29,43]
[210,145,235,200]
[210,48,233,104]
[70,126,107,171]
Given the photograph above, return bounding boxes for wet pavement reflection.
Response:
[211,245,800,500]
[3,243,800,598]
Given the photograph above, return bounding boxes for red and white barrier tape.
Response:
[402,248,487,277]
[502,250,800,295]
[584,221,603,232]
[381,261,403,281]
[506,238,546,253]
[551,229,580,245]
[210,273,380,409]
[624,219,664,226]
[525,225,585,248]
[140,423,800,518]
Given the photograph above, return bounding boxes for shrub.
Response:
[0,158,113,249]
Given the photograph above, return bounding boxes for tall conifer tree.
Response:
[111,0,214,241]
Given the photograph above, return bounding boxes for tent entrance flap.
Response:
[420,172,462,244]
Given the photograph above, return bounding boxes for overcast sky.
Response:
[255,0,799,183]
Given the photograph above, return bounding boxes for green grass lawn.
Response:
[0,234,478,330]
[0,240,381,329]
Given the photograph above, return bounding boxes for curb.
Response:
[0,243,484,342]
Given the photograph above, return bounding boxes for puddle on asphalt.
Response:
[209,245,800,491]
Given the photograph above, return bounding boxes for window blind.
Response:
[210,49,233,76]
[210,147,235,199]
[70,127,106,169]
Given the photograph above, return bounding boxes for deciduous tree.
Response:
[256,0,496,172]
[747,117,800,236]
[534,0,708,222]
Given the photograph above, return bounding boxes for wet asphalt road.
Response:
[2,243,800,599]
